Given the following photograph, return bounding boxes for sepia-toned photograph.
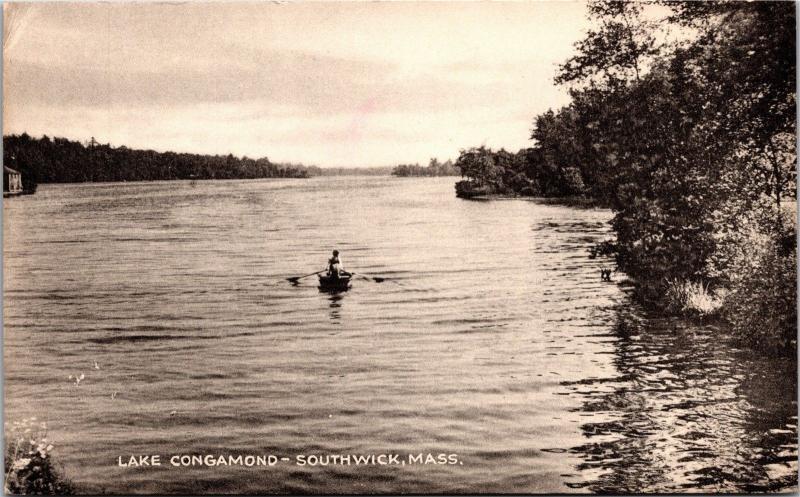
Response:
[2,1,797,494]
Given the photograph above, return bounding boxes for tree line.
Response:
[455,1,796,353]
[2,134,431,190]
[3,133,315,192]
[314,166,395,176]
[393,158,458,177]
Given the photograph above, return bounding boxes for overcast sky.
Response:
[4,2,589,167]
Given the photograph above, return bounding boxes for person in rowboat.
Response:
[327,250,347,278]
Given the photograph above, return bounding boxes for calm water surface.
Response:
[4,177,797,493]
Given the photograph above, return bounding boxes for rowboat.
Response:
[318,272,352,292]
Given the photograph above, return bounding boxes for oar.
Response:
[287,270,324,284]
[351,272,386,283]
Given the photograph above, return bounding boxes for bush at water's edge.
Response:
[5,418,74,495]
[720,237,797,354]
[636,203,796,356]
[663,279,723,318]
[455,180,495,199]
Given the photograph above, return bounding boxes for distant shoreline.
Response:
[2,133,433,192]
[12,173,467,189]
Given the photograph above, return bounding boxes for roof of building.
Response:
[4,166,21,175]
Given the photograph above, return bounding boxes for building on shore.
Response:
[4,166,23,196]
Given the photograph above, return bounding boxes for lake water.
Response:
[3,177,797,494]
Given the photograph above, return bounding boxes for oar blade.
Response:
[352,272,387,283]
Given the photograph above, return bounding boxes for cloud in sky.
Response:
[4,2,589,167]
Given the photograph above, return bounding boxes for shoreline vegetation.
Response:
[392,158,458,177]
[4,418,73,495]
[453,1,796,356]
[1,134,401,193]
[2,134,314,193]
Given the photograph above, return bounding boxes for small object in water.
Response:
[600,268,613,281]
[94,361,100,370]
[169,410,177,416]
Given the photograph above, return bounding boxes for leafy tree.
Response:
[455,147,499,185]
[556,1,660,88]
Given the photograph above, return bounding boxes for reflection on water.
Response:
[3,177,796,494]
[561,303,798,493]
[326,293,345,322]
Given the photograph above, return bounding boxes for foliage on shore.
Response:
[3,134,315,190]
[393,158,457,177]
[457,1,796,354]
[313,166,394,176]
[454,146,587,198]
[663,279,722,318]
[4,418,73,495]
